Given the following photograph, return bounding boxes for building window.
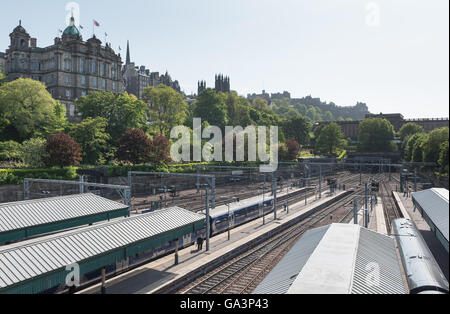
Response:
[80,59,85,73]
[91,61,96,74]
[81,76,86,86]
[102,79,106,89]
[93,77,98,88]
[66,75,71,85]
[101,63,105,76]
[111,69,115,78]
[65,60,70,71]
[81,90,87,97]
[66,89,71,98]
[112,82,116,91]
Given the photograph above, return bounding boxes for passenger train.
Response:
[392,218,449,294]
[64,187,313,292]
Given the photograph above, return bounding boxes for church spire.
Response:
[126,40,131,64]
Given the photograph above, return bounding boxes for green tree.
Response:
[252,97,271,112]
[282,115,311,146]
[315,123,346,156]
[20,138,47,168]
[0,67,6,86]
[224,92,253,127]
[142,85,187,137]
[324,111,334,121]
[0,141,22,162]
[0,78,67,141]
[150,134,172,164]
[438,141,449,174]
[422,127,449,163]
[193,89,228,131]
[411,133,428,162]
[306,107,317,121]
[405,133,425,162]
[45,133,82,167]
[76,92,148,142]
[358,118,395,152]
[69,117,111,165]
[399,122,424,142]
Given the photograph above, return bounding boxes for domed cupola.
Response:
[62,16,82,42]
[9,20,30,50]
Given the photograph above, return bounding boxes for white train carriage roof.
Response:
[253,224,407,294]
[210,193,273,219]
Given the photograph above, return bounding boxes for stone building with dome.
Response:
[2,18,124,119]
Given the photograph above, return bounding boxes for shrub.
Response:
[0,141,22,161]
[20,138,47,168]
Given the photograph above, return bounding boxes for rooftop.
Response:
[254,224,406,294]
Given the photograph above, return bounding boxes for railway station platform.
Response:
[78,190,349,294]
[393,192,449,281]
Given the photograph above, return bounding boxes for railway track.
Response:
[176,188,362,295]
[380,180,403,234]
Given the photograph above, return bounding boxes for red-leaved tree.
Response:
[45,133,82,167]
[286,140,301,160]
[116,129,152,164]
[151,134,172,164]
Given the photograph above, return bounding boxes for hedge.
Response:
[0,161,264,185]
[0,167,78,185]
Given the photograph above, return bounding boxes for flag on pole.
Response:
[93,20,100,27]
[79,25,84,30]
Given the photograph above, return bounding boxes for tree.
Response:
[252,98,271,112]
[150,134,171,164]
[438,141,449,174]
[306,107,317,121]
[0,67,6,86]
[358,118,395,152]
[224,92,252,127]
[76,92,148,142]
[142,85,187,137]
[422,127,449,163]
[0,141,22,162]
[116,129,152,164]
[399,123,424,142]
[285,140,301,160]
[411,133,427,162]
[405,133,425,162]
[324,111,334,121]
[193,89,228,131]
[282,115,311,146]
[0,78,67,142]
[45,133,82,167]
[315,123,346,156]
[20,138,47,168]
[69,117,111,165]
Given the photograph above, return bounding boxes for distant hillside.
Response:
[269,95,370,122]
[292,96,370,121]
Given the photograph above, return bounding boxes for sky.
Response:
[0,0,448,118]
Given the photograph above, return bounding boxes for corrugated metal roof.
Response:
[0,207,205,290]
[351,228,406,294]
[0,194,128,233]
[253,225,329,294]
[412,188,449,242]
[254,224,407,294]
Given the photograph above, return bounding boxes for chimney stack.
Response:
[30,38,37,48]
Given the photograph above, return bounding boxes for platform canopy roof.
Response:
[0,206,205,294]
[412,188,449,251]
[253,224,406,294]
[412,188,448,242]
[0,194,130,244]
